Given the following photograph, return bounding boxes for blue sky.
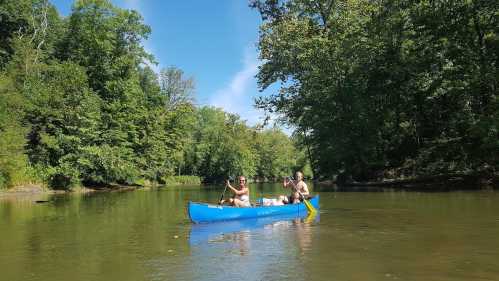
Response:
[51,0,283,129]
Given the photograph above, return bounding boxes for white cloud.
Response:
[209,47,264,125]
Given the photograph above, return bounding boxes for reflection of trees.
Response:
[188,214,319,281]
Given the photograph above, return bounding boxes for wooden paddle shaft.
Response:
[218,181,229,204]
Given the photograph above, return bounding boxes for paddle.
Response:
[218,176,233,205]
[287,176,317,214]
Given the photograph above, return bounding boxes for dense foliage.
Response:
[251,0,498,182]
[182,107,307,183]
[0,0,301,189]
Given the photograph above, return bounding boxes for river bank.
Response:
[0,184,143,202]
[3,172,497,201]
[0,175,203,201]
[316,173,499,191]
[0,185,59,199]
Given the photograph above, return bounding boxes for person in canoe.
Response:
[283,171,310,204]
[221,176,251,207]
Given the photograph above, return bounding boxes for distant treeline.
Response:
[0,0,309,190]
[251,0,498,185]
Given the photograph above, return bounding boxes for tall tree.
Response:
[159,66,195,110]
[252,0,498,181]
[0,74,29,188]
[54,0,154,185]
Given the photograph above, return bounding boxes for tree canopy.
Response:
[0,0,301,189]
[251,0,498,182]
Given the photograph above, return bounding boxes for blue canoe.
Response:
[188,195,319,223]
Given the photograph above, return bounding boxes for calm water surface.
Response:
[1,184,498,281]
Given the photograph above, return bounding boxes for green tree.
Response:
[0,0,64,69]
[159,66,195,110]
[184,107,257,182]
[0,0,302,190]
[22,61,101,188]
[0,74,29,188]
[253,128,296,180]
[54,0,155,185]
[252,0,498,182]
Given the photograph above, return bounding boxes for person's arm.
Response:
[286,178,302,192]
[301,182,310,196]
[240,186,249,196]
[226,181,246,195]
[226,180,236,194]
[231,186,248,196]
[284,177,297,189]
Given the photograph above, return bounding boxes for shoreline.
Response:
[0,184,141,201]
[2,173,498,201]
[316,173,499,191]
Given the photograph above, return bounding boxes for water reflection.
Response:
[295,215,315,253]
[189,213,318,246]
[224,230,251,256]
[188,213,319,281]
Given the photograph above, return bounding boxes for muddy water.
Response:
[1,184,498,281]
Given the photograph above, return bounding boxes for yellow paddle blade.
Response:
[303,199,317,214]
[304,211,317,223]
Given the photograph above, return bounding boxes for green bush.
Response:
[0,173,6,189]
[0,123,30,189]
[48,163,81,190]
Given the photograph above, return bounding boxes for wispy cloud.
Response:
[209,47,264,125]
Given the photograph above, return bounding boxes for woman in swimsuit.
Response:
[224,176,251,207]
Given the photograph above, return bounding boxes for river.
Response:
[1,183,498,281]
